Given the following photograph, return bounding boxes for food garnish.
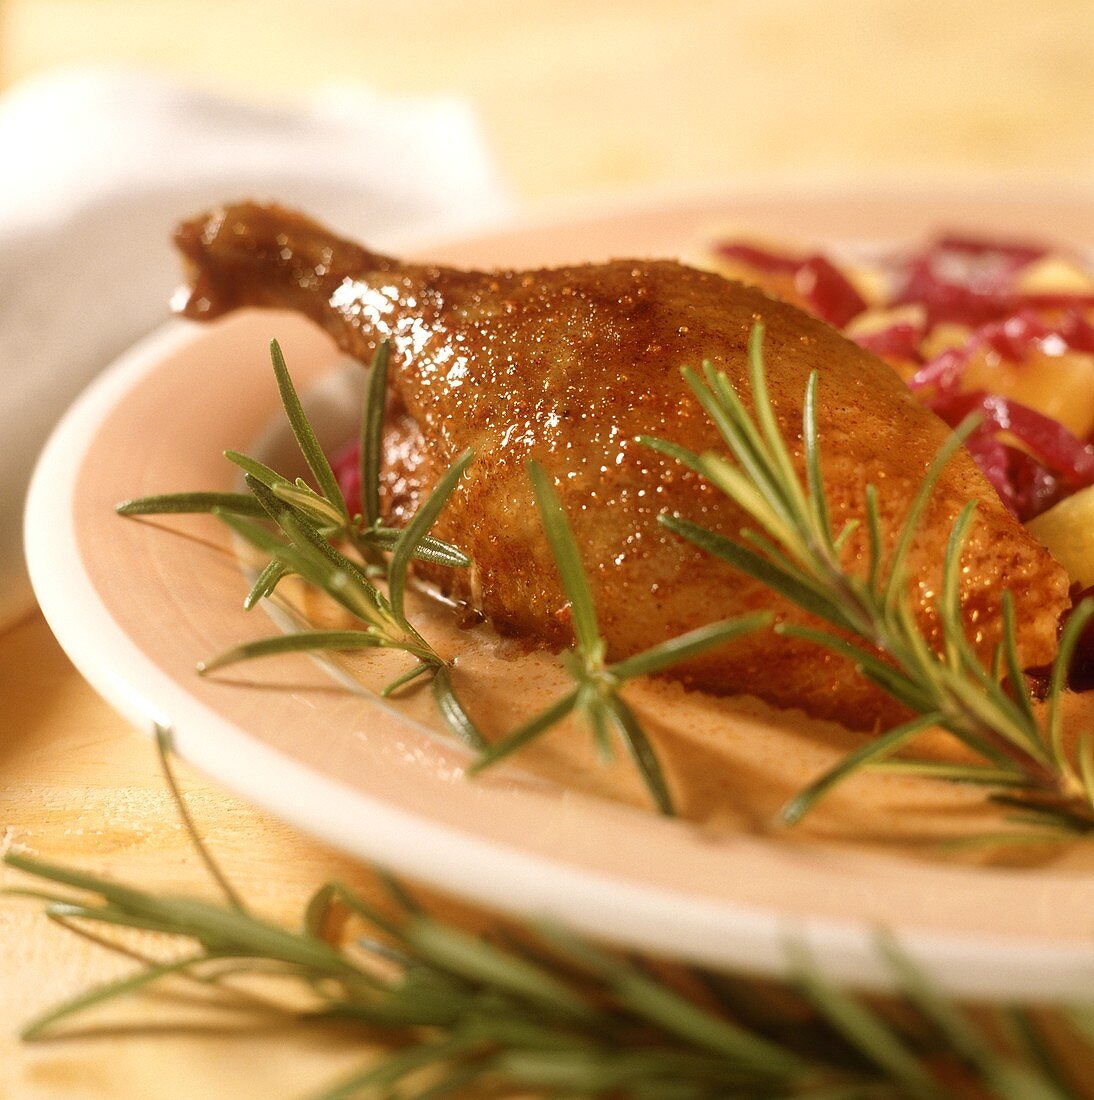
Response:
[468,459,769,815]
[120,339,486,747]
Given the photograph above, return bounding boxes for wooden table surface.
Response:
[1,3,1092,1097]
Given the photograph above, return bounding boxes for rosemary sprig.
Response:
[470,461,770,815]
[5,729,1092,1099]
[116,340,470,577]
[646,323,1094,836]
[117,340,482,745]
[115,338,763,796]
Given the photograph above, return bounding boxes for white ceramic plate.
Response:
[26,186,1094,1000]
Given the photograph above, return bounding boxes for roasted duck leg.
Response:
[175,203,1069,729]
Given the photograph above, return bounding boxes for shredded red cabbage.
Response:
[1006,446,1070,521]
[332,439,362,513]
[713,243,867,327]
[793,255,867,328]
[926,389,1094,520]
[928,234,1048,268]
[851,320,925,362]
[909,308,1094,394]
[714,242,802,275]
[891,236,1094,328]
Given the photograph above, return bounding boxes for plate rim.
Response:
[24,186,1094,1001]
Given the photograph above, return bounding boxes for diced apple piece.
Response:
[1017,255,1094,295]
[716,261,803,305]
[844,304,926,339]
[1027,484,1094,586]
[921,323,972,360]
[962,349,1094,439]
[842,263,890,308]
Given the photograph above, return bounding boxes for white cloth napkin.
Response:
[0,67,513,630]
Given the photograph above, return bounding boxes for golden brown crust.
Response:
[174,202,1070,729]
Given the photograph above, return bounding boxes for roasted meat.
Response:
[174,202,1070,729]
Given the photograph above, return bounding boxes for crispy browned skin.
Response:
[175,203,1070,729]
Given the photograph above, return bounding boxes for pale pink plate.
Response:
[25,186,1094,999]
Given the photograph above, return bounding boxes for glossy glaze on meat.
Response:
[174,203,1070,729]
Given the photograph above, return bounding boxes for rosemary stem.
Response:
[806,524,1071,798]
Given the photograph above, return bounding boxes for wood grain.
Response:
[0,614,404,1099]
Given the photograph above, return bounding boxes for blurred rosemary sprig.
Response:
[5,728,1092,1100]
[645,323,1094,840]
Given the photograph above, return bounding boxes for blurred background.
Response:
[2,0,1091,201]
